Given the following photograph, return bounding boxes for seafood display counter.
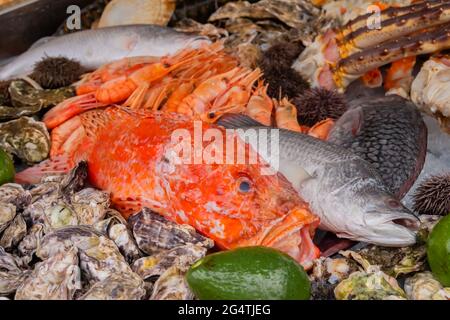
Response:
[0,0,450,301]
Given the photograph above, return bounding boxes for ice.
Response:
[402,114,450,209]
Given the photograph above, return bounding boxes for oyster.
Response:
[346,245,427,278]
[37,226,134,284]
[0,203,16,233]
[0,183,32,210]
[310,256,360,300]
[92,209,127,234]
[129,208,214,255]
[23,162,107,230]
[208,1,274,21]
[1,80,74,121]
[132,244,207,280]
[0,247,30,295]
[404,272,450,300]
[0,117,50,163]
[15,247,81,300]
[108,223,141,264]
[0,214,27,250]
[174,18,228,41]
[149,266,194,300]
[70,188,109,225]
[334,269,407,300]
[17,223,45,259]
[207,0,327,47]
[79,272,146,300]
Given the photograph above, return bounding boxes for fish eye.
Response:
[237,177,252,194]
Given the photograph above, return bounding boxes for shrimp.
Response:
[245,82,273,126]
[176,67,248,116]
[274,98,303,132]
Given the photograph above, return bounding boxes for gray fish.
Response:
[327,96,427,199]
[218,114,419,247]
[0,25,209,80]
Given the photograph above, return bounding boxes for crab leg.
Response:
[339,2,450,57]
[339,0,445,38]
[334,22,450,88]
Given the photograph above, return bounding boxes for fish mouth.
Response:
[259,208,321,269]
[360,211,420,246]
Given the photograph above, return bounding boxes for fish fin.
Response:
[29,37,55,50]
[14,155,75,185]
[328,106,363,140]
[217,113,271,129]
[278,158,314,191]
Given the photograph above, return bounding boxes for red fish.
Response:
[16,108,320,267]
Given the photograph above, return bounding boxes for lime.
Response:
[186,246,311,300]
[0,148,14,186]
[427,214,450,286]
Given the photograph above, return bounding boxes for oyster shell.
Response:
[108,223,141,264]
[37,226,134,284]
[174,18,228,41]
[310,256,360,300]
[334,269,407,300]
[70,188,109,225]
[1,80,74,121]
[79,272,146,300]
[208,1,274,21]
[132,244,207,280]
[0,203,16,233]
[17,223,45,259]
[129,208,214,255]
[345,245,427,278]
[0,214,27,250]
[0,117,50,163]
[0,247,30,295]
[23,162,107,230]
[149,266,194,300]
[15,247,81,300]
[404,272,450,300]
[0,184,32,210]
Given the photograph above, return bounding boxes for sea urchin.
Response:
[259,41,309,99]
[412,173,450,216]
[292,88,348,127]
[30,56,84,89]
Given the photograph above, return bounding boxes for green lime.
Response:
[427,214,450,286]
[0,148,14,186]
[186,246,311,300]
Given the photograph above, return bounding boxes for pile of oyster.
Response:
[0,162,213,300]
[174,0,333,68]
[311,218,450,300]
[0,80,74,164]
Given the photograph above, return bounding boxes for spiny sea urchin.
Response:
[412,174,450,216]
[30,57,84,89]
[292,88,348,127]
[259,41,309,99]
[0,80,12,105]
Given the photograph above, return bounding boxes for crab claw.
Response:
[293,1,450,91]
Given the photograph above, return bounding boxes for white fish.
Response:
[218,114,420,247]
[0,25,209,80]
